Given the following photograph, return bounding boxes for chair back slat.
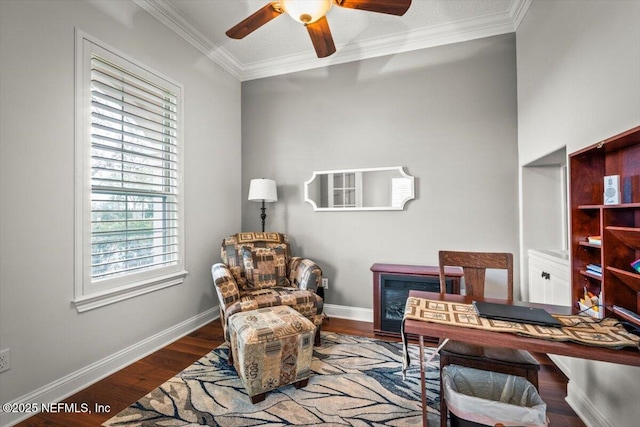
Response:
[439,251,513,300]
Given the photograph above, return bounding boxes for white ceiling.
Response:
[135,0,531,81]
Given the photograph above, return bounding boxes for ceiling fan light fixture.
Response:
[226,0,411,59]
[280,0,333,24]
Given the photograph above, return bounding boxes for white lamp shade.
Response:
[248,179,278,202]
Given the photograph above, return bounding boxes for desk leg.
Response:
[419,335,427,426]
[419,337,450,427]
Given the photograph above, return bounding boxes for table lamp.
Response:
[248,178,278,232]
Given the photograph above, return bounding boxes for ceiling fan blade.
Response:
[306,16,336,58]
[226,2,283,39]
[335,0,412,16]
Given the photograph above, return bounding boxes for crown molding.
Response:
[511,0,533,30]
[135,0,532,82]
[133,0,243,80]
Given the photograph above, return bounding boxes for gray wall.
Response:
[241,34,520,309]
[517,1,640,425]
[0,0,240,408]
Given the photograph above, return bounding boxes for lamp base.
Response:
[260,201,267,232]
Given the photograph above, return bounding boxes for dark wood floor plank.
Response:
[16,318,585,426]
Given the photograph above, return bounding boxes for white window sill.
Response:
[73,270,188,312]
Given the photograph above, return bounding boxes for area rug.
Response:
[103,332,441,426]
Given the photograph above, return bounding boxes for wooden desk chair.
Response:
[438,251,540,427]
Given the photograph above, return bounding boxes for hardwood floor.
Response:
[17,318,585,426]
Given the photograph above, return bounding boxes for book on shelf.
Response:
[586,264,602,276]
[586,264,602,272]
[587,236,601,245]
[613,305,640,327]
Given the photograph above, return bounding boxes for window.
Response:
[74,30,186,311]
[328,172,362,208]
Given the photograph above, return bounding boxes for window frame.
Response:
[74,29,187,312]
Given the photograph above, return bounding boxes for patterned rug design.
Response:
[103,332,440,426]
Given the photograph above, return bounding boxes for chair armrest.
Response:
[211,263,240,307]
[288,257,322,293]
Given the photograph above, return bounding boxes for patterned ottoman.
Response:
[228,305,316,403]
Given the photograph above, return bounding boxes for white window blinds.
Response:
[74,31,186,311]
[90,55,179,281]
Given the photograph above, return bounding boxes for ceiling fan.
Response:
[226,0,412,58]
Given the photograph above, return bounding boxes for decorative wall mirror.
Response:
[304,166,415,211]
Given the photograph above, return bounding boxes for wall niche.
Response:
[521,147,568,301]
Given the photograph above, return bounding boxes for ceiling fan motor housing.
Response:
[280,0,334,24]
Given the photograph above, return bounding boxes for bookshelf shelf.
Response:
[579,270,603,281]
[606,226,640,249]
[607,267,640,293]
[578,241,601,249]
[579,203,640,210]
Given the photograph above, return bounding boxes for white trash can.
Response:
[442,365,548,427]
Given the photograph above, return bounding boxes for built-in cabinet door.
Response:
[528,260,547,304]
[551,273,571,306]
[528,249,571,306]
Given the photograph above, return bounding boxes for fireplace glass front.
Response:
[380,274,453,334]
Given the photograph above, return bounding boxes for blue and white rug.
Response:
[103,332,441,426]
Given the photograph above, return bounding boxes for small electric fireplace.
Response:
[380,274,452,334]
[371,263,464,338]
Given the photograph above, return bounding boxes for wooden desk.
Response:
[403,291,640,426]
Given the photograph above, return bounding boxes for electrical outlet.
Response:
[0,348,10,373]
[321,278,329,289]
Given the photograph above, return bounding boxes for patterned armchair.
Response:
[211,232,324,362]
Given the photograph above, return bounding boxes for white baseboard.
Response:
[566,381,610,427]
[1,307,218,427]
[324,303,373,323]
[1,303,371,427]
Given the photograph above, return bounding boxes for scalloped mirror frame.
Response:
[304,166,415,211]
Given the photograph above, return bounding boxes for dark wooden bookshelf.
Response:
[569,125,640,319]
